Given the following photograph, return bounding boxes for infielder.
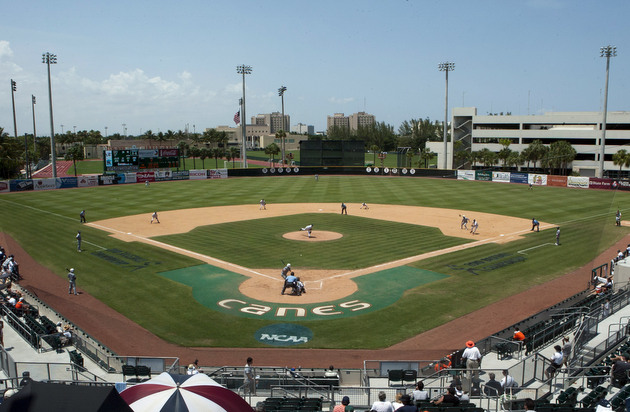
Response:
[555,227,561,246]
[460,215,469,230]
[616,209,622,226]
[281,263,291,279]
[341,202,347,215]
[151,211,160,224]
[259,199,266,210]
[360,202,369,209]
[79,209,86,223]
[300,224,313,238]
[470,219,479,234]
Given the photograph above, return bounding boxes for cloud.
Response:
[0,41,13,58]
[329,96,355,104]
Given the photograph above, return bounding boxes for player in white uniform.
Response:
[360,202,369,209]
[300,224,313,238]
[259,199,266,210]
[151,211,160,224]
[281,263,291,279]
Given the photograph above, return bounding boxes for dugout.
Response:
[299,140,365,166]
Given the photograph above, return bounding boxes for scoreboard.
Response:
[104,149,179,172]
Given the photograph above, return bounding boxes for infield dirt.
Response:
[90,203,546,304]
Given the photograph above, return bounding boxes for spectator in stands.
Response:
[610,354,630,388]
[433,387,460,406]
[60,325,73,346]
[484,372,503,396]
[242,357,256,396]
[14,297,28,314]
[455,385,469,401]
[325,365,339,379]
[333,395,354,412]
[412,381,429,402]
[512,327,525,341]
[462,340,482,380]
[397,394,418,412]
[501,370,517,390]
[19,371,33,387]
[371,391,395,412]
[0,318,3,347]
[392,393,404,410]
[545,345,563,380]
[186,363,199,375]
[56,322,63,333]
[562,337,572,369]
[7,296,16,307]
[524,398,535,411]
[603,298,611,317]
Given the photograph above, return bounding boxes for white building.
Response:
[291,123,314,135]
[428,107,630,177]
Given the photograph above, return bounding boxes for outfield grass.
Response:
[0,176,628,349]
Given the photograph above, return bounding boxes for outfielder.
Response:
[300,224,313,238]
[76,231,82,252]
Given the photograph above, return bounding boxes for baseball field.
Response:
[0,175,628,353]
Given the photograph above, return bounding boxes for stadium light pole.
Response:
[278,86,287,166]
[599,45,616,178]
[32,95,37,175]
[10,80,18,139]
[439,61,455,170]
[237,64,252,168]
[42,52,57,178]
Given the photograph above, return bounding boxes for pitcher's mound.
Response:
[283,231,343,242]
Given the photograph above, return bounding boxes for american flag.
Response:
[233,111,240,125]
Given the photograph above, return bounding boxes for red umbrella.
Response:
[121,372,252,412]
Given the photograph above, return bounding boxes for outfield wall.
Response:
[1,165,629,193]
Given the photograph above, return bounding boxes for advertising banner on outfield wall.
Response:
[99,175,119,185]
[547,175,567,187]
[457,170,475,180]
[208,169,228,179]
[567,176,589,189]
[77,175,99,187]
[155,170,173,181]
[189,170,207,180]
[510,172,528,184]
[33,178,56,191]
[528,174,548,186]
[171,171,189,180]
[614,180,630,191]
[10,179,33,191]
[57,177,77,189]
[475,170,492,181]
[122,173,137,184]
[0,181,9,193]
[135,171,154,183]
[589,178,616,190]
[492,171,510,183]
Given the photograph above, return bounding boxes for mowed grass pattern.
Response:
[154,213,472,269]
[0,175,629,348]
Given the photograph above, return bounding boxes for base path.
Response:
[89,203,542,304]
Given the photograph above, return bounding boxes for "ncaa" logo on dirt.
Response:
[255,324,314,347]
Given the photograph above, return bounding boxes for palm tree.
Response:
[189,146,200,169]
[419,148,434,168]
[275,130,287,165]
[64,143,84,177]
[498,138,513,170]
[613,149,630,178]
[265,143,280,166]
[199,148,210,168]
[549,141,576,175]
[177,141,189,170]
[229,147,240,168]
[144,130,155,148]
[212,148,224,169]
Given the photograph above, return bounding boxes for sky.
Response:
[1,0,628,137]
